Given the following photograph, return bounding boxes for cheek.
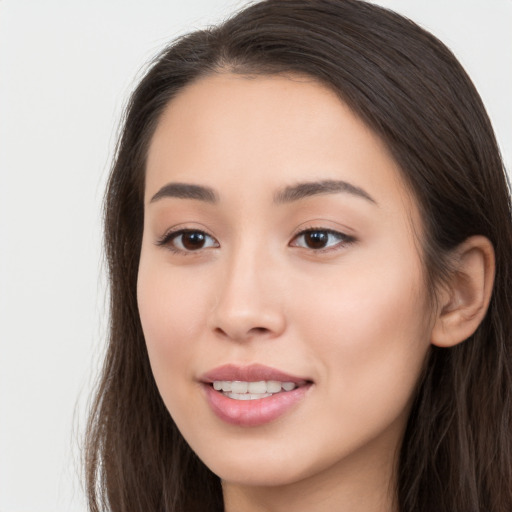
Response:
[292,250,431,426]
[137,254,212,400]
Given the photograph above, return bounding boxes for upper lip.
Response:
[201,364,310,384]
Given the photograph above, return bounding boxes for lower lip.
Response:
[203,384,311,427]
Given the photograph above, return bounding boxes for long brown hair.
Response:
[85,1,512,510]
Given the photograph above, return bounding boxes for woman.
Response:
[84,1,512,511]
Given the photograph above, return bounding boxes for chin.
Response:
[213,461,307,488]
[184,435,305,487]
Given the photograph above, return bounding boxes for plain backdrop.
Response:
[0,1,510,511]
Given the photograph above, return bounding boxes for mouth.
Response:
[200,364,313,426]
[211,379,305,400]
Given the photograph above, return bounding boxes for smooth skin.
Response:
[137,74,494,512]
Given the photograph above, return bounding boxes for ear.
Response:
[431,235,495,348]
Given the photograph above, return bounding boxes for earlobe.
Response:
[431,236,495,348]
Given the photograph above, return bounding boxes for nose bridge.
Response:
[209,237,285,341]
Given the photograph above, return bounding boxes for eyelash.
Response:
[156,227,355,254]
[290,227,356,252]
[156,228,219,255]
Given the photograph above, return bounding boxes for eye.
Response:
[157,229,219,253]
[290,228,354,251]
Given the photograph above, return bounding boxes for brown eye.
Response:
[181,231,207,250]
[160,229,219,252]
[304,231,329,249]
[291,229,353,251]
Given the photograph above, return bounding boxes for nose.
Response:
[208,247,286,342]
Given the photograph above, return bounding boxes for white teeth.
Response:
[247,381,267,394]
[282,382,296,391]
[211,380,299,397]
[213,381,233,391]
[230,381,248,393]
[227,392,273,400]
[267,380,282,393]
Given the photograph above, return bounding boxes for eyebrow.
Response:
[150,183,218,203]
[274,179,377,205]
[149,179,376,206]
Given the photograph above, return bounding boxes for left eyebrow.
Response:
[274,179,377,205]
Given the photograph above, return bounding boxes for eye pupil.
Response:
[305,231,328,249]
[182,232,206,250]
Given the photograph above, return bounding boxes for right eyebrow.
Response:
[149,182,219,204]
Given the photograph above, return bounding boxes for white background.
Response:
[0,1,510,511]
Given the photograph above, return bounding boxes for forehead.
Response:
[145,72,417,219]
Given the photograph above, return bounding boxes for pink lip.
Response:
[200,364,312,427]
[201,363,308,384]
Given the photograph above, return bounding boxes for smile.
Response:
[212,380,298,400]
[201,364,312,426]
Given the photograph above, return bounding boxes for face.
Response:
[138,73,433,490]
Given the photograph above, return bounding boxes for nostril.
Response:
[249,327,270,335]
[214,327,229,337]
[212,325,272,340]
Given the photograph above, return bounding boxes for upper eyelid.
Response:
[290,225,352,240]
[289,217,355,235]
[294,227,343,235]
[156,224,215,241]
